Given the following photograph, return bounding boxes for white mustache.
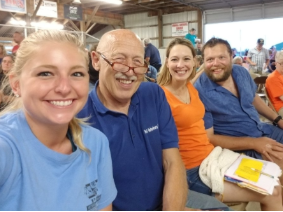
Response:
[115,72,137,81]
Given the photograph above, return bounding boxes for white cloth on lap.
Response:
[199,146,240,194]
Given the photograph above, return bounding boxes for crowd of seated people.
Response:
[1,29,283,211]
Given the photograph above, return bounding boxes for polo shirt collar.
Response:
[89,80,140,115]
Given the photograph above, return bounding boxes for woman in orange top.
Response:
[157,38,282,210]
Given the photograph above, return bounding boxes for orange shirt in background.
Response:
[161,82,214,170]
[266,70,283,112]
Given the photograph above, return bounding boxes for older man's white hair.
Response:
[143,38,151,46]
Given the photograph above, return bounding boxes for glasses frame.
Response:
[97,51,148,75]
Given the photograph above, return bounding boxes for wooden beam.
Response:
[85,4,100,29]
[86,22,96,34]
[32,0,43,20]
[59,0,73,4]
[157,10,163,48]
[197,9,202,43]
[0,37,13,41]
[63,19,69,25]
[84,14,124,27]
[69,20,80,31]
[80,20,85,31]
[9,12,21,21]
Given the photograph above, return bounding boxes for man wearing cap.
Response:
[246,38,270,75]
[185,28,197,47]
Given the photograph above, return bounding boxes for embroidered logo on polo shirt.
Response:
[144,125,159,134]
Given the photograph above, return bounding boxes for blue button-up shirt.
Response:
[194,65,272,137]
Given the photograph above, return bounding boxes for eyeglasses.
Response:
[97,52,148,75]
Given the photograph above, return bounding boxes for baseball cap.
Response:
[257,38,264,45]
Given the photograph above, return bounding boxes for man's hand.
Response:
[253,137,283,161]
[250,62,256,66]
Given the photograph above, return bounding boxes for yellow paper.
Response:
[235,158,264,182]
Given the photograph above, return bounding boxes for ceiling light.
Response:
[98,0,122,5]
[72,0,81,4]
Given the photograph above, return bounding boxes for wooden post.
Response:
[157,10,163,48]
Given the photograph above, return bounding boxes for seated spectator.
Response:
[78,29,229,210]
[266,50,283,116]
[195,55,203,71]
[145,64,157,82]
[158,37,283,210]
[232,56,243,66]
[195,42,202,56]
[0,55,15,110]
[268,46,277,73]
[0,30,117,210]
[143,38,162,72]
[195,38,283,192]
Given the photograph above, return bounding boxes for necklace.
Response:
[175,88,189,104]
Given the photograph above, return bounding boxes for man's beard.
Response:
[205,63,232,83]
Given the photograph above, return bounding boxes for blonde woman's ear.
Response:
[9,74,21,97]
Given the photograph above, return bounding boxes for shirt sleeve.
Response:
[267,77,283,98]
[247,50,252,58]
[0,139,13,187]
[97,134,117,210]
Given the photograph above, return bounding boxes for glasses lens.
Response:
[134,67,148,74]
[113,63,148,74]
[113,63,129,73]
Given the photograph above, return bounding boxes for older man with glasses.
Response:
[77,29,229,211]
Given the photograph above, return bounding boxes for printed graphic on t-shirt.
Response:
[84,180,101,211]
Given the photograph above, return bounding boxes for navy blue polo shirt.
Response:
[194,65,272,137]
[145,43,162,67]
[77,82,179,211]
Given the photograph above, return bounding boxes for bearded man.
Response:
[194,38,283,189]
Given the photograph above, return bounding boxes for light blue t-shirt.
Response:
[0,110,117,211]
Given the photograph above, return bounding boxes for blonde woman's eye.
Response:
[37,72,52,77]
[73,72,85,77]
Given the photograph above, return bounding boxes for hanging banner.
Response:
[34,0,57,18]
[172,22,188,36]
[64,4,83,21]
[0,0,26,13]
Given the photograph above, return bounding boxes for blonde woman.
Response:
[0,30,117,210]
[158,37,283,210]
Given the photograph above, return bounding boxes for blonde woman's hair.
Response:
[275,50,283,62]
[0,44,7,57]
[158,37,197,86]
[0,30,90,154]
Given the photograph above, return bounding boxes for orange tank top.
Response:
[161,83,214,169]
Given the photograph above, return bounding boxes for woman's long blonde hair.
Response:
[0,44,7,57]
[0,30,90,154]
[158,37,197,86]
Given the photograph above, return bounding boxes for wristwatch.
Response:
[273,115,282,126]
